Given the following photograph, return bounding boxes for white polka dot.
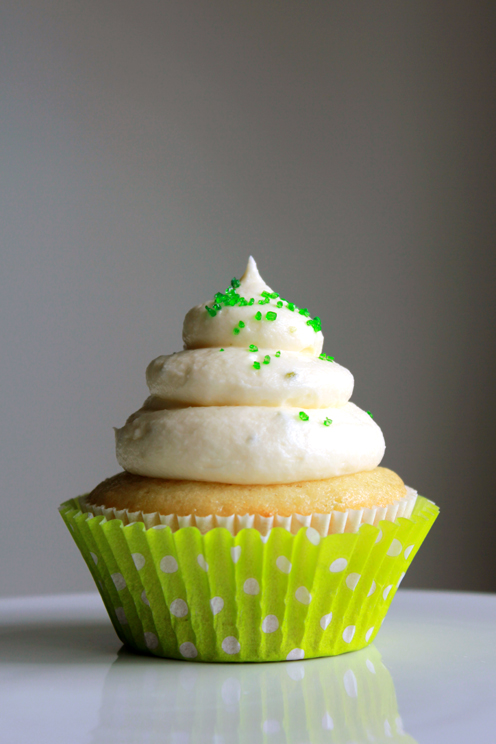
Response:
[295,586,312,604]
[345,572,361,591]
[384,719,393,737]
[141,589,150,606]
[276,555,292,574]
[111,573,126,591]
[90,552,98,565]
[342,625,355,644]
[160,555,178,574]
[179,641,198,659]
[197,554,209,571]
[365,627,375,643]
[69,523,75,531]
[231,545,241,563]
[115,607,127,625]
[222,636,240,655]
[86,513,94,520]
[397,572,406,587]
[262,720,281,734]
[330,558,347,573]
[366,659,376,674]
[320,613,332,630]
[306,526,320,546]
[262,615,279,633]
[170,599,188,618]
[221,677,240,705]
[132,552,146,570]
[367,580,376,597]
[395,716,405,735]
[322,713,334,731]
[210,596,224,615]
[153,524,167,530]
[343,669,358,698]
[383,585,393,600]
[286,663,305,681]
[144,631,158,650]
[243,578,260,595]
[387,539,402,557]
[375,529,383,543]
[404,544,414,560]
[286,648,305,661]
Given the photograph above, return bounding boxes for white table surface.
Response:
[0,589,494,744]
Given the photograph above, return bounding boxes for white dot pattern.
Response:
[286,648,305,661]
[170,599,188,618]
[243,578,260,595]
[115,607,127,625]
[222,636,240,655]
[111,573,126,591]
[322,713,334,731]
[306,527,320,546]
[144,632,159,650]
[342,625,355,644]
[141,590,150,606]
[345,573,361,591]
[387,539,402,557]
[197,554,209,572]
[375,529,383,543]
[132,552,146,570]
[276,555,292,574]
[230,545,241,563]
[343,669,358,698]
[90,552,98,565]
[365,627,375,643]
[367,580,376,597]
[330,558,347,573]
[179,641,198,659]
[262,615,279,633]
[383,585,393,600]
[320,613,332,630]
[160,555,178,574]
[366,659,376,674]
[295,586,312,604]
[397,572,406,587]
[404,544,414,560]
[210,596,224,615]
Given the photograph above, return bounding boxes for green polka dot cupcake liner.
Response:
[59,495,438,662]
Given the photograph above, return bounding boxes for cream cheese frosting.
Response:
[115,257,385,484]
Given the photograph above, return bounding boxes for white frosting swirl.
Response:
[115,257,385,484]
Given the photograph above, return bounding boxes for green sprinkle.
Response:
[219,348,224,351]
[286,302,295,312]
[299,308,310,317]
[253,361,261,370]
[319,353,327,360]
[238,321,245,328]
[238,298,248,306]
[261,291,271,299]
[233,327,240,335]
[205,306,217,317]
[258,297,270,305]
[327,356,334,362]
[307,316,321,333]
[248,298,255,305]
[275,351,281,357]
[255,311,262,320]
[231,277,241,289]
[249,344,258,352]
[276,300,283,308]
[323,417,333,426]
[263,355,270,365]
[367,411,373,418]
[266,311,277,321]
[269,292,279,299]
[299,411,309,421]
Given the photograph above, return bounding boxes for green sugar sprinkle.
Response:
[238,321,245,328]
[205,306,217,317]
[286,302,295,312]
[266,311,277,321]
[299,411,309,421]
[263,355,270,365]
[219,348,224,351]
[233,327,240,335]
[327,356,334,362]
[253,361,261,370]
[258,297,270,305]
[276,301,283,308]
[367,411,374,418]
[249,344,258,352]
[231,277,241,289]
[319,353,334,362]
[275,350,281,357]
[299,308,310,317]
[306,316,321,333]
[323,417,333,426]
[248,298,255,305]
[255,311,262,320]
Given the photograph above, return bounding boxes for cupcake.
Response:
[60,257,438,662]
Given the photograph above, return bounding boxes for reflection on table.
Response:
[90,644,415,744]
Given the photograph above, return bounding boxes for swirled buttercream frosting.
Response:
[115,257,385,484]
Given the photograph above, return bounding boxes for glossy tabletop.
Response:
[0,589,494,744]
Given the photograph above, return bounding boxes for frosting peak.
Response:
[182,257,324,355]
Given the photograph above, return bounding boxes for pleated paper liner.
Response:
[59,494,438,662]
[90,646,417,744]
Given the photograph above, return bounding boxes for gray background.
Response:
[1,1,495,598]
